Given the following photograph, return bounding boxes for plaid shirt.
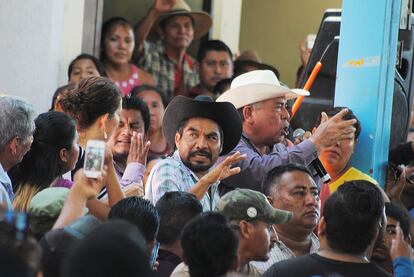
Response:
[138,40,199,102]
[251,232,320,273]
[144,151,220,211]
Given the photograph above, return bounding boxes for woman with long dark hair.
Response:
[10,112,79,211]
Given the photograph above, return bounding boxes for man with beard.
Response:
[252,164,320,272]
[145,96,244,211]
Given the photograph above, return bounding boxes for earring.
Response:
[103,126,108,140]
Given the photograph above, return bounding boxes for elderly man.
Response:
[189,39,233,98]
[252,164,320,272]
[134,0,212,100]
[0,96,36,209]
[263,180,390,277]
[107,96,150,192]
[216,69,357,192]
[145,96,243,211]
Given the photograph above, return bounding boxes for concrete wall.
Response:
[239,0,342,87]
[0,0,84,114]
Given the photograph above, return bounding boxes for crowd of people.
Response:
[1,0,414,276]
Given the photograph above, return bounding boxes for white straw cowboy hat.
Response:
[216,70,310,109]
[152,0,212,39]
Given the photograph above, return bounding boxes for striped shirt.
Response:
[144,151,219,211]
[251,232,320,273]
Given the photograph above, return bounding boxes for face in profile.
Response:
[69,59,100,85]
[248,97,290,146]
[104,24,134,65]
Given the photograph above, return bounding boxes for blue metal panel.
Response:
[334,0,402,186]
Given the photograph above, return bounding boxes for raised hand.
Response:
[153,0,176,13]
[200,152,246,185]
[311,109,357,151]
[73,167,108,200]
[127,132,151,166]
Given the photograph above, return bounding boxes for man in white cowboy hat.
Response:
[133,0,212,101]
[144,96,245,211]
[216,70,357,193]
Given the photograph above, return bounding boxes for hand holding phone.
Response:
[84,140,106,178]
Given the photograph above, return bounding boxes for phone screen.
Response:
[150,241,159,269]
[84,140,105,178]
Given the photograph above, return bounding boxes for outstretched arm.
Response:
[133,0,176,61]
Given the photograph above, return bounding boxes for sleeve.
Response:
[393,256,414,277]
[0,185,13,210]
[234,139,318,178]
[119,162,145,187]
[147,162,183,205]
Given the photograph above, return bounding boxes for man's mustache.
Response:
[189,150,212,160]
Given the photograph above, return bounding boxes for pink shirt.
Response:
[112,64,142,95]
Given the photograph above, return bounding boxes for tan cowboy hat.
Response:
[216,70,310,109]
[162,96,242,154]
[152,0,212,39]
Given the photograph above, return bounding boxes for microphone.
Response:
[293,128,331,183]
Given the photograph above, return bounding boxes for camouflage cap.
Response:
[216,188,292,225]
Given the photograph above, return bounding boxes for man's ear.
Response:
[7,137,19,156]
[174,132,181,148]
[156,26,164,40]
[317,216,327,237]
[239,220,252,240]
[243,106,254,123]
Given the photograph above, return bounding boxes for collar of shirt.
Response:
[0,163,11,185]
[172,150,203,183]
[276,232,320,256]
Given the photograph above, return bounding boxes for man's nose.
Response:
[196,136,208,149]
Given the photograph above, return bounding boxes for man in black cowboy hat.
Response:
[133,0,212,101]
[145,96,244,211]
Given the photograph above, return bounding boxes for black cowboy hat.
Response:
[162,96,242,154]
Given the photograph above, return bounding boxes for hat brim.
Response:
[216,84,310,109]
[162,96,242,154]
[265,208,293,224]
[150,10,212,40]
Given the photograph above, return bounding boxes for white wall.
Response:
[0,0,85,114]
[211,0,242,54]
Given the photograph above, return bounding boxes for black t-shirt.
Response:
[262,253,391,277]
[154,249,182,277]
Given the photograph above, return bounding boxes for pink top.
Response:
[112,64,142,95]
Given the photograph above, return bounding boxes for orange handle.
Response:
[291,61,323,116]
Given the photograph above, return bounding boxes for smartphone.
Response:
[150,241,159,269]
[83,140,105,178]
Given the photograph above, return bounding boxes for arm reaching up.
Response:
[133,0,176,61]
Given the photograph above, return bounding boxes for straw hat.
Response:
[152,0,212,39]
[216,70,309,109]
